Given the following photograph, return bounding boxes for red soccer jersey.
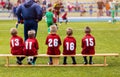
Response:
[53,17,57,23]
[45,34,61,55]
[53,11,57,23]
[62,12,67,20]
[63,36,76,55]
[10,35,24,55]
[23,38,39,56]
[81,34,95,54]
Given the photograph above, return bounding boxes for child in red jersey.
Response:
[60,11,68,24]
[53,9,57,25]
[45,25,61,65]
[63,28,76,64]
[10,28,24,65]
[53,9,58,29]
[81,26,95,64]
[23,30,39,65]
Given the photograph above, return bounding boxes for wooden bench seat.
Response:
[5,64,108,67]
[0,53,119,67]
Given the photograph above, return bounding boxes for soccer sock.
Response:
[16,57,21,61]
[83,56,88,64]
[49,57,53,63]
[89,56,93,64]
[71,57,76,64]
[16,23,18,28]
[32,57,37,64]
[63,56,67,64]
[65,19,68,24]
[20,57,25,62]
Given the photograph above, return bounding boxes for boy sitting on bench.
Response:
[81,26,95,65]
[10,28,24,65]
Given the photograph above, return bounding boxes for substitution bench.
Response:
[0,53,119,67]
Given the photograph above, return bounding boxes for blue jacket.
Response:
[16,0,43,22]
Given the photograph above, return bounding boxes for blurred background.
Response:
[0,0,120,19]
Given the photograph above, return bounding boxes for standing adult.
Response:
[97,0,104,16]
[16,0,43,41]
[53,0,63,22]
[105,0,110,16]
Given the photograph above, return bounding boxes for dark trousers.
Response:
[83,56,93,64]
[17,57,37,63]
[16,57,25,62]
[49,57,53,63]
[24,20,38,41]
[63,56,76,64]
[32,57,37,63]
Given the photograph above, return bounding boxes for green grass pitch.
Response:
[0,20,120,77]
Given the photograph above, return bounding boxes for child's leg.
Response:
[63,56,67,64]
[16,57,25,65]
[71,57,76,64]
[20,57,25,62]
[89,56,93,64]
[47,22,53,33]
[16,57,21,65]
[65,19,68,24]
[32,57,37,65]
[83,56,88,64]
[48,57,53,65]
[57,14,60,23]
[111,10,115,23]
[16,57,21,61]
[115,10,118,16]
[16,22,19,28]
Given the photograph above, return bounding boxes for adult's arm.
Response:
[16,5,23,23]
[35,4,43,22]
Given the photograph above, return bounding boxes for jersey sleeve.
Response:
[74,38,76,49]
[45,36,48,45]
[63,38,65,47]
[93,37,95,46]
[20,37,24,47]
[10,38,12,48]
[35,39,39,50]
[58,36,62,45]
[81,38,84,48]
[16,5,23,22]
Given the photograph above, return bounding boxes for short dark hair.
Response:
[10,28,18,35]
[85,26,91,33]
[28,30,36,38]
[66,27,73,36]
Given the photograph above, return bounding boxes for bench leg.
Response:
[5,56,9,67]
[104,56,107,66]
[52,57,59,65]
